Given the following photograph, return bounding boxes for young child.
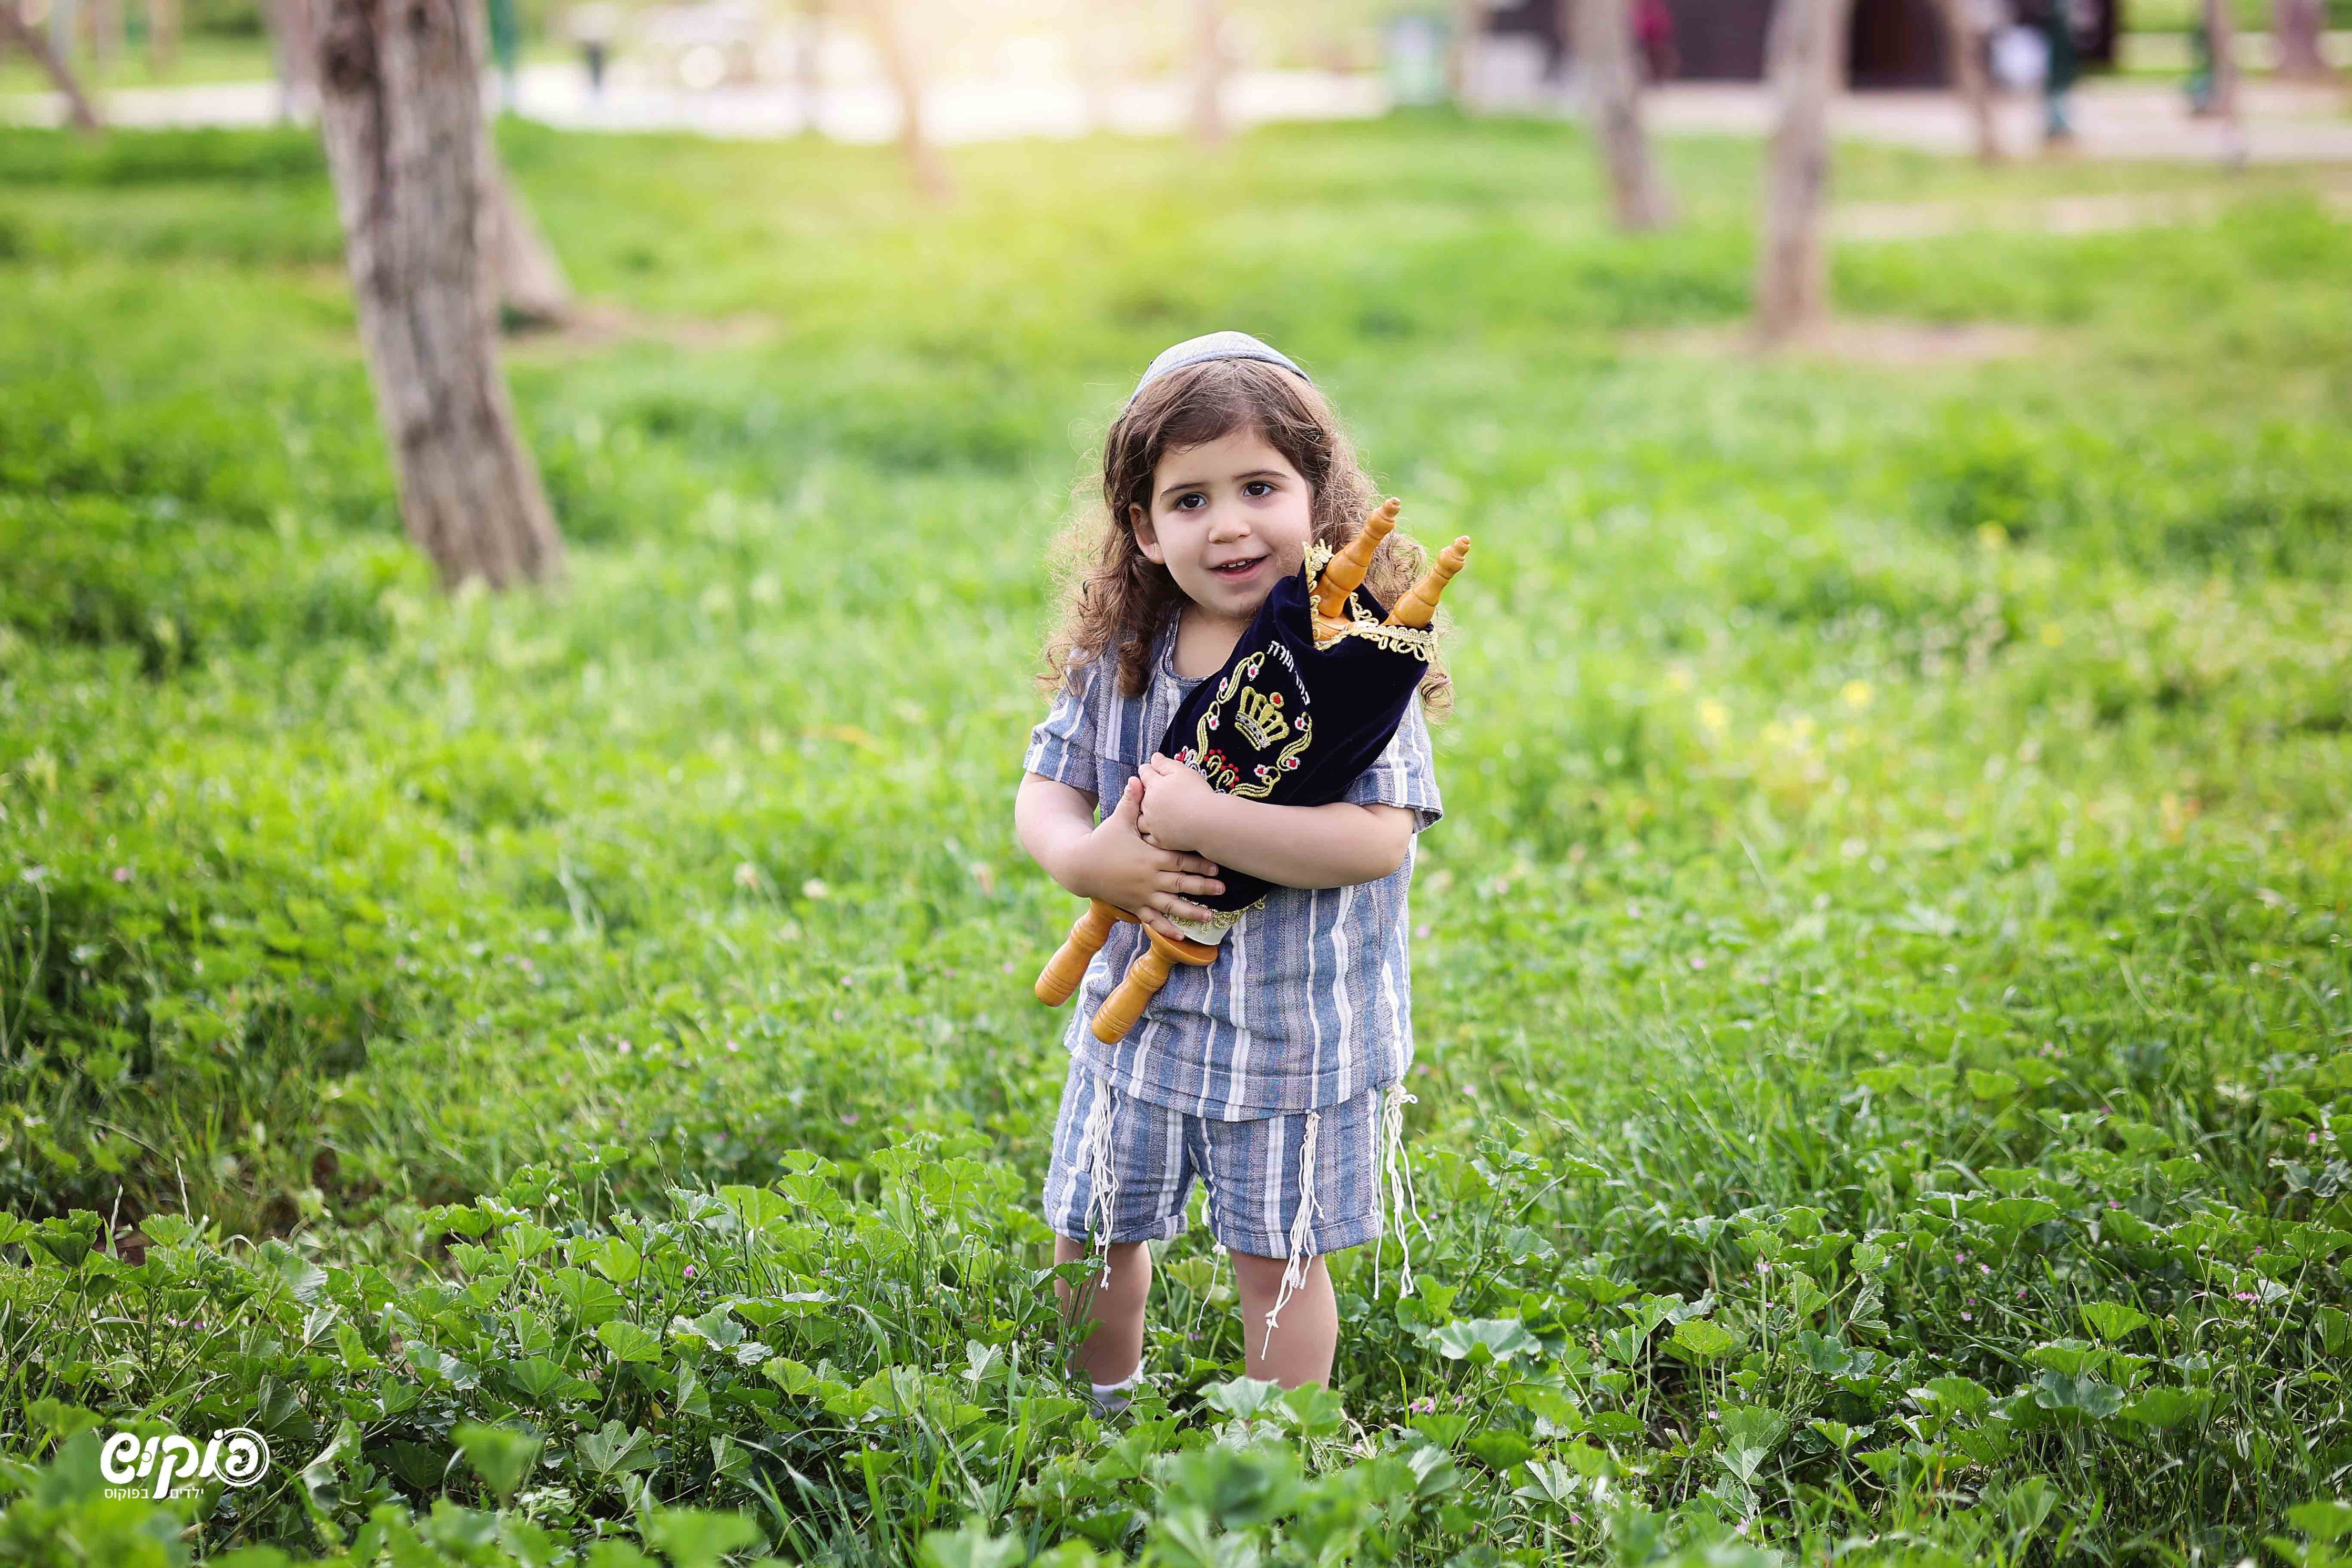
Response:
[1013,331,1449,1413]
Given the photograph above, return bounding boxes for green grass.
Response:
[0,114,2348,1566]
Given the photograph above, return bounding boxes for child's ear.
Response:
[1129,503,1166,565]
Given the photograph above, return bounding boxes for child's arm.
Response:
[1134,754,1414,890]
[1016,771,1229,941]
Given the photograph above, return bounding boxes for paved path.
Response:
[1,64,1384,144]
[6,64,2348,165]
[1645,78,2352,165]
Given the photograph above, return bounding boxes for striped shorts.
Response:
[1041,1052,1429,1357]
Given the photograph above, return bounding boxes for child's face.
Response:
[1129,426,1314,627]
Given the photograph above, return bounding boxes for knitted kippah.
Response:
[1131,331,1312,402]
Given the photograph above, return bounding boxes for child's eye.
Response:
[1174,493,1207,510]
[1244,481,1274,497]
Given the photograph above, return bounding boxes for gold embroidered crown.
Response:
[1232,685,1289,749]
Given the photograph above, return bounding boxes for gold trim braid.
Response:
[1302,545,1440,662]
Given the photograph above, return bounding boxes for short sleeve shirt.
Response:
[1022,621,1444,1120]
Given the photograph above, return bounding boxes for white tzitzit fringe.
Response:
[1372,1084,1430,1300]
[1261,1109,1323,1360]
[1074,1072,1121,1287]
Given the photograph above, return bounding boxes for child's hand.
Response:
[1071,777,1224,940]
[1137,754,1222,853]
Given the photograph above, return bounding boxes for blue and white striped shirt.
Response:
[1023,622,1444,1120]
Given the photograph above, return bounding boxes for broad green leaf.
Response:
[452,1422,542,1504]
[2027,1340,2105,1378]
[2285,1501,2352,1544]
[595,1320,662,1363]
[2032,1371,2124,1419]
[576,1419,656,1478]
[1664,1317,1741,1364]
[549,1269,625,1328]
[1512,1458,1577,1504]
[1917,1376,1991,1417]
[641,1507,761,1568]
[2080,1302,2150,1342]
[1968,1070,2020,1101]
[1464,1430,1536,1469]
[1279,1382,1346,1440]
[1969,1197,2060,1231]
[1431,1318,1542,1364]
[1199,1375,1285,1420]
[2117,1387,2209,1429]
[918,1521,1027,1568]
[1715,1406,1789,1484]
[588,1239,641,1285]
[504,1357,595,1407]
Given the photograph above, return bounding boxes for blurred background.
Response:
[3,0,2346,155]
[2,0,2350,1557]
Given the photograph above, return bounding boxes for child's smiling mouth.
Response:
[1210,555,1268,581]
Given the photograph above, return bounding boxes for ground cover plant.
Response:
[0,111,2348,1566]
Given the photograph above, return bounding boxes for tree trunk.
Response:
[265,0,318,120]
[1755,0,1853,344]
[1448,0,1485,107]
[1567,0,1675,228]
[485,167,574,327]
[2202,0,2238,117]
[85,0,119,73]
[2273,0,2334,79]
[2199,0,2249,165]
[1190,0,1229,145]
[796,0,824,129]
[863,0,950,199]
[147,0,178,74]
[0,1,102,129]
[316,0,564,589]
[1933,0,2000,161]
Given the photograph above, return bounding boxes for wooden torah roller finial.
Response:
[1384,535,1470,629]
[1314,497,1402,632]
[1090,926,1219,1044]
[1036,899,1136,1006]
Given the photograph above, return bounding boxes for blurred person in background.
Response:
[569,0,621,94]
[1634,0,1676,84]
[489,0,522,109]
[2021,0,2080,144]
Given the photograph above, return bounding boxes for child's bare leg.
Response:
[1052,1234,1151,1384]
[1228,1248,1336,1388]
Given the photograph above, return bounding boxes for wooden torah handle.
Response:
[1036,899,1134,1006]
[1384,535,1471,629]
[1314,497,1402,628]
[1090,927,1219,1044]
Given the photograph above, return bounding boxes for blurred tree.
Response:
[1192,0,1229,142]
[263,0,317,119]
[316,0,565,588]
[864,0,952,198]
[1566,0,1674,228]
[486,166,573,325]
[85,0,118,70]
[0,1,102,128]
[1933,0,2000,160]
[2197,0,2248,164]
[1756,0,1852,342]
[1447,0,1483,103]
[2272,0,2333,79]
[147,0,178,70]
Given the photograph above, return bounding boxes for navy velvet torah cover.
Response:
[1161,565,1428,915]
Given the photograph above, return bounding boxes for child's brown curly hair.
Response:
[1040,356,1453,719]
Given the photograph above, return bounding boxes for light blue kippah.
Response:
[1131,331,1312,401]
